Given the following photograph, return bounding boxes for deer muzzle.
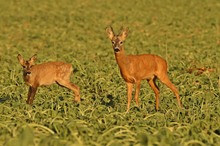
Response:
[114,47,120,53]
[24,71,31,76]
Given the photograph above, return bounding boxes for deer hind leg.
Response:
[158,73,182,108]
[134,81,141,107]
[126,82,133,112]
[148,77,160,111]
[27,86,38,104]
[56,79,80,102]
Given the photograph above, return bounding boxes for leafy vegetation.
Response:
[0,0,220,145]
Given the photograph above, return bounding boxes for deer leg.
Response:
[158,74,182,108]
[134,81,141,107]
[70,83,80,102]
[148,78,160,111]
[27,87,32,104]
[27,86,37,104]
[126,82,133,112]
[57,80,80,102]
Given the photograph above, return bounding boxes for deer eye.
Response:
[119,41,123,45]
[112,41,115,45]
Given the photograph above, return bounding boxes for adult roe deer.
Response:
[105,26,182,112]
[17,54,80,104]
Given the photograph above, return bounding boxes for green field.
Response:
[0,0,220,145]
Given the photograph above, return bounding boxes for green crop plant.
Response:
[0,0,219,145]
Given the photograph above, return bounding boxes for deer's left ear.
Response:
[29,54,37,65]
[120,27,129,41]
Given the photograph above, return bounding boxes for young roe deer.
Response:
[105,26,182,112]
[17,54,80,104]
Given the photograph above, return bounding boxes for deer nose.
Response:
[114,47,120,53]
[24,71,31,76]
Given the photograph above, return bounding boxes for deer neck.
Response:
[115,48,130,74]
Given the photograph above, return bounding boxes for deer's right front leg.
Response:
[27,86,38,104]
[126,82,133,112]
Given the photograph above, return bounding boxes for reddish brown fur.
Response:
[17,54,80,104]
[106,26,182,112]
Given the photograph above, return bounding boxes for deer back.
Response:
[24,62,73,87]
[126,54,168,80]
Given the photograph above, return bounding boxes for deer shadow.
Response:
[101,94,115,108]
[0,95,10,103]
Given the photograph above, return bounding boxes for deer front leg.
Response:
[134,81,141,107]
[126,82,133,112]
[27,86,38,104]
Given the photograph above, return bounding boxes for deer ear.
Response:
[106,26,115,40]
[120,27,129,40]
[17,54,25,66]
[29,54,37,65]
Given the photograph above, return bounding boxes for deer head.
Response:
[17,54,37,76]
[106,26,129,53]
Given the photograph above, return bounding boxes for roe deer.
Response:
[17,54,80,104]
[105,26,182,112]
